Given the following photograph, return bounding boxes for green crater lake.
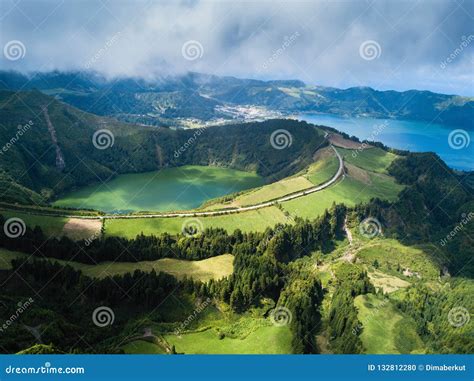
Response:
[53,166,263,213]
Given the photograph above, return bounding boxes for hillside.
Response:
[1,71,472,129]
[0,90,325,204]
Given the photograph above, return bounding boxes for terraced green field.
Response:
[105,206,289,238]
[304,151,340,185]
[203,147,339,210]
[280,171,403,220]
[335,147,398,173]
[225,176,314,207]
[354,294,425,354]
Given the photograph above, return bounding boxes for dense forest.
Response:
[0,124,472,355]
[0,90,325,204]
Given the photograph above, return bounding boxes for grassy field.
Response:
[228,176,314,207]
[0,209,68,237]
[336,147,398,174]
[54,166,263,213]
[1,147,403,240]
[281,171,403,220]
[304,151,339,185]
[163,305,293,354]
[356,239,440,280]
[354,294,425,354]
[166,324,291,354]
[122,340,167,354]
[105,206,289,238]
[0,249,233,282]
[367,269,411,293]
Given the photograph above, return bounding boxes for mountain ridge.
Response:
[1,70,472,129]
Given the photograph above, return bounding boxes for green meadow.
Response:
[280,171,403,220]
[104,206,289,238]
[356,239,440,280]
[355,294,425,354]
[0,249,233,282]
[0,209,68,237]
[335,147,399,173]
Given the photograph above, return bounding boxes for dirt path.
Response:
[43,106,65,171]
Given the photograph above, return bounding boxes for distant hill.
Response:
[0,90,325,204]
[1,70,472,129]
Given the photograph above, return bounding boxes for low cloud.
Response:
[0,0,472,95]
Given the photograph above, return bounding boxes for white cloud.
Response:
[0,0,472,95]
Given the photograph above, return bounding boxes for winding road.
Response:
[5,145,344,220]
[104,145,344,219]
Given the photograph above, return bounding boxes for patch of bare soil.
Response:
[329,133,372,149]
[345,163,371,184]
[62,218,102,241]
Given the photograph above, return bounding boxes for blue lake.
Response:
[298,113,473,171]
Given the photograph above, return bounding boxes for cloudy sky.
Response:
[1,0,473,95]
